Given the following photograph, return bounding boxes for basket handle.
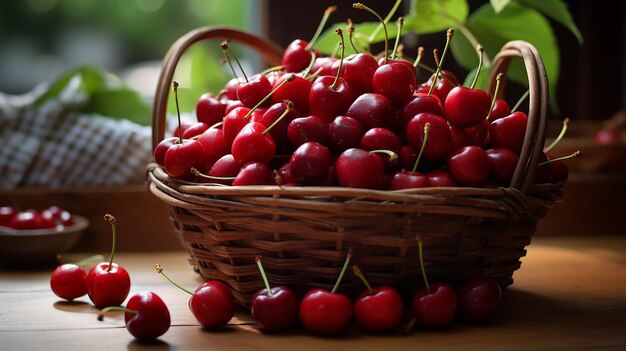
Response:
[151,26,284,149]
[488,40,549,195]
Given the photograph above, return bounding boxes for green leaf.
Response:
[34,66,107,106]
[80,88,151,126]
[404,0,469,35]
[490,0,511,13]
[519,0,583,44]
[314,21,399,57]
[449,2,559,111]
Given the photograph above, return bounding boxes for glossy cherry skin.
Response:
[372,62,416,107]
[172,119,195,139]
[36,209,57,229]
[345,93,394,130]
[341,52,378,95]
[237,74,272,109]
[406,113,453,161]
[270,75,311,115]
[206,154,241,185]
[181,122,210,140]
[353,286,404,333]
[289,142,332,185]
[50,264,87,300]
[7,210,40,230]
[154,137,179,167]
[46,206,73,226]
[390,170,430,190]
[86,262,131,309]
[299,288,352,335]
[232,162,275,186]
[256,101,300,150]
[231,122,276,164]
[309,76,355,123]
[251,286,299,332]
[489,111,528,154]
[125,291,171,340]
[282,39,319,73]
[197,128,230,168]
[489,98,512,122]
[0,206,16,227]
[335,148,386,189]
[311,56,338,76]
[444,86,492,128]
[287,115,330,147]
[402,94,444,128]
[457,277,502,323]
[485,147,519,186]
[411,282,457,328]
[447,146,491,187]
[329,115,365,152]
[196,93,226,126]
[223,107,258,144]
[164,140,207,180]
[427,169,457,187]
[189,281,236,329]
[360,128,401,155]
[224,77,241,100]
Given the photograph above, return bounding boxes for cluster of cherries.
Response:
[154,4,575,190]
[0,205,74,230]
[50,214,170,341]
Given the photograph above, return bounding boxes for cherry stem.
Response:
[412,123,430,174]
[470,44,484,89]
[366,0,402,43]
[544,118,570,153]
[352,265,373,294]
[263,100,293,136]
[539,151,581,166]
[331,247,353,294]
[190,167,235,182]
[305,6,337,51]
[155,263,194,296]
[103,214,117,272]
[428,29,454,96]
[260,65,285,76]
[301,51,317,78]
[172,81,183,144]
[390,17,404,60]
[221,43,241,82]
[416,237,431,294]
[243,74,295,121]
[511,90,530,113]
[255,256,273,297]
[97,306,137,321]
[73,254,105,268]
[369,149,399,163]
[485,73,504,121]
[329,29,346,91]
[347,19,361,53]
[412,47,424,67]
[221,40,248,83]
[354,2,388,64]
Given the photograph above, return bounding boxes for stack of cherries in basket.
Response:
[155,4,578,190]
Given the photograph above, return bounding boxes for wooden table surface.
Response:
[1,234,625,351]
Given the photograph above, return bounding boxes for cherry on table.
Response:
[457,276,502,323]
[50,254,103,301]
[352,265,404,333]
[251,257,298,332]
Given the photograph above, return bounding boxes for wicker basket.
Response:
[147,26,563,305]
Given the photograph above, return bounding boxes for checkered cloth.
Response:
[0,80,153,189]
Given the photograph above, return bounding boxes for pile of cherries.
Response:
[0,205,74,231]
[154,4,573,189]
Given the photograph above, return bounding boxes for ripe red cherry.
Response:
[427,169,457,187]
[329,115,365,152]
[8,210,40,230]
[270,75,311,116]
[444,86,492,128]
[36,209,57,229]
[340,52,378,94]
[489,98,512,122]
[50,263,88,300]
[232,162,275,186]
[223,106,259,144]
[309,75,354,124]
[287,115,330,147]
[251,257,298,332]
[0,206,16,227]
[402,94,444,128]
[489,111,528,154]
[345,93,394,130]
[86,214,131,309]
[372,62,416,107]
[412,282,458,328]
[352,266,404,333]
[181,122,210,139]
[447,146,491,187]
[237,74,272,109]
[197,128,229,168]
[485,147,519,186]
[257,101,300,149]
[360,128,401,155]
[124,292,171,340]
[457,276,502,323]
[335,148,387,189]
[282,39,319,73]
[289,142,332,185]
[163,139,207,180]
[153,137,179,167]
[406,113,452,161]
[196,92,226,125]
[231,122,276,164]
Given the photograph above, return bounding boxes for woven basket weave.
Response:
[147,26,563,305]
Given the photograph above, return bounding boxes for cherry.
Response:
[251,257,298,332]
[35,209,57,229]
[390,123,431,190]
[231,122,277,164]
[0,206,16,227]
[270,74,311,116]
[329,115,365,152]
[489,98,512,122]
[257,100,300,150]
[489,111,528,154]
[360,128,401,156]
[372,62,416,107]
[153,137,179,167]
[232,162,276,186]
[352,265,404,333]
[86,214,131,309]
[197,127,229,168]
[447,146,490,187]
[444,46,492,128]
[308,29,355,123]
[223,106,258,144]
[50,254,103,301]
[196,92,226,126]
[223,77,241,100]
[299,249,353,335]
[411,238,457,328]
[340,52,379,95]
[206,154,241,184]
[287,115,331,147]
[181,122,210,139]
[237,73,273,109]
[8,210,40,230]
[98,291,171,340]
[401,94,444,129]
[485,147,519,186]
[535,151,580,183]
[289,142,333,185]
[406,113,452,161]
[427,169,457,187]
[457,276,502,323]
[345,93,394,130]
[335,148,389,189]
[156,264,236,330]
[311,56,338,76]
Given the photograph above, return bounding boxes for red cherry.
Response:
[411,282,458,328]
[340,52,378,95]
[36,209,57,229]
[181,122,210,139]
[124,292,171,340]
[489,98,512,122]
[8,210,40,230]
[311,56,338,76]
[190,281,236,329]
[154,137,179,167]
[360,128,401,155]
[402,94,444,128]
[164,140,207,180]
[345,93,394,130]
[444,86,492,128]
[447,146,490,187]
[427,169,457,187]
[270,75,311,116]
[594,129,621,144]
[309,75,354,124]
[223,106,259,144]
[197,128,229,168]
[50,263,87,300]
[282,39,319,73]
[287,115,330,147]
[372,62,416,107]
[251,257,298,332]
[289,142,332,185]
[231,122,276,164]
[457,277,502,323]
[329,115,365,153]
[352,266,404,333]
[406,113,452,161]
[232,162,275,186]
[0,206,16,227]
[237,74,272,109]
[196,92,226,125]
[485,147,519,186]
[335,148,387,189]
[489,111,528,154]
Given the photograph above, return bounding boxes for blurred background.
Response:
[0,0,624,121]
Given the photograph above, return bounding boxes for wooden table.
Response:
[2,235,625,351]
